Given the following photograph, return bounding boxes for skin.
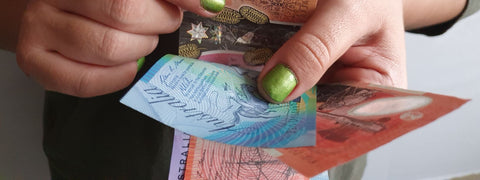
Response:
[10,0,220,97]
[257,0,467,103]
[0,0,467,100]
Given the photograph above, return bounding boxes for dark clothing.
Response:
[44,34,178,179]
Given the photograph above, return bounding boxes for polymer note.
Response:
[179,0,317,68]
[168,130,191,180]
[179,11,301,69]
[121,54,317,148]
[266,83,468,177]
[182,134,328,180]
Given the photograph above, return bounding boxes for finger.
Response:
[167,0,225,15]
[35,1,157,66]
[17,46,138,97]
[331,32,407,88]
[257,1,376,103]
[44,0,182,34]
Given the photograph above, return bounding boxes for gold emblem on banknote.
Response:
[179,43,201,58]
[211,7,243,24]
[243,48,273,65]
[239,6,269,24]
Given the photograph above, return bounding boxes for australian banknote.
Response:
[168,130,191,180]
[178,11,301,70]
[179,130,328,180]
[121,54,317,148]
[263,83,468,177]
[178,0,317,69]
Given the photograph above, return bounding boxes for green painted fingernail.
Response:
[200,0,225,13]
[262,64,297,103]
[137,57,145,71]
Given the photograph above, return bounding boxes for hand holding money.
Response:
[256,0,467,104]
[256,0,408,104]
[15,0,225,97]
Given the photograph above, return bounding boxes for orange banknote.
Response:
[216,0,318,24]
[184,135,316,180]
[265,83,468,177]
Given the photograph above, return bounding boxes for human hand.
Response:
[16,0,225,97]
[257,0,408,103]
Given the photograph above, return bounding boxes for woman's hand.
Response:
[258,0,467,104]
[15,0,225,97]
[257,0,408,103]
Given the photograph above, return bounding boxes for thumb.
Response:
[257,1,369,103]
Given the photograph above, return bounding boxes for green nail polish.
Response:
[137,57,145,71]
[262,64,297,103]
[200,0,225,13]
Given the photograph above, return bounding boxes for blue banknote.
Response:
[121,54,316,147]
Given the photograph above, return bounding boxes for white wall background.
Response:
[1,12,479,180]
[0,50,49,179]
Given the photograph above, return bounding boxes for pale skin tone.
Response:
[0,0,467,101]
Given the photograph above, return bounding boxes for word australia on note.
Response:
[121,54,317,148]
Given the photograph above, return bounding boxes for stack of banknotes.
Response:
[121,1,468,179]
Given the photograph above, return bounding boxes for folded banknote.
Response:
[121,54,317,148]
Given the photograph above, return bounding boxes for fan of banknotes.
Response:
[121,2,468,179]
[121,54,467,179]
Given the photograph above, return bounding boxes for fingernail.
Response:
[137,57,145,71]
[262,64,297,103]
[201,0,225,13]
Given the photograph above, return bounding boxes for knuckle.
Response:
[98,29,125,64]
[293,32,332,74]
[106,0,145,26]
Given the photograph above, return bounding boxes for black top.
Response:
[44,32,179,180]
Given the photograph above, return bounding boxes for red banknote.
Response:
[265,83,468,177]
[183,135,316,180]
